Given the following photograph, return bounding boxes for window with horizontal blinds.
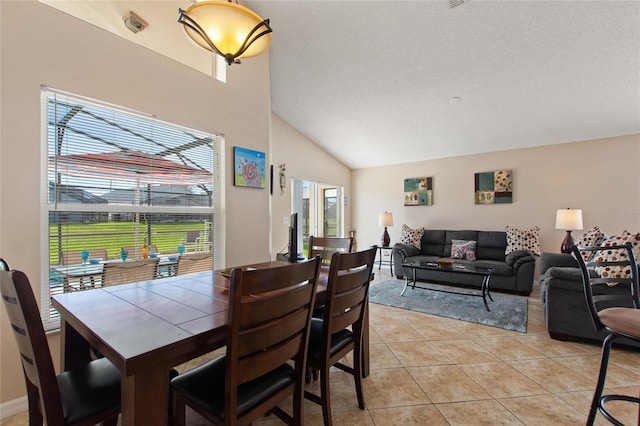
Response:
[42,88,224,329]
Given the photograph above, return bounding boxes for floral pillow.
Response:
[505,225,541,255]
[593,231,640,282]
[574,226,606,261]
[451,239,477,261]
[400,224,425,249]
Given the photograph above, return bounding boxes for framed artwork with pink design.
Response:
[234,146,266,188]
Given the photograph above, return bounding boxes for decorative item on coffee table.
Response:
[436,258,454,267]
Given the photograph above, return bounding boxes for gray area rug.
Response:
[369,279,528,333]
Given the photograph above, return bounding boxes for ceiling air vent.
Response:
[449,0,465,8]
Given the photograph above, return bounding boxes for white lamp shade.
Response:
[555,209,583,230]
[378,212,393,227]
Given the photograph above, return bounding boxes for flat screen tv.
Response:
[288,213,298,263]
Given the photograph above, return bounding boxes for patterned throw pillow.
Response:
[574,226,606,261]
[594,231,640,282]
[505,226,541,255]
[451,239,477,261]
[400,224,425,249]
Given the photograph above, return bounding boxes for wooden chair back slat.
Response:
[240,306,310,357]
[239,281,313,325]
[238,334,304,383]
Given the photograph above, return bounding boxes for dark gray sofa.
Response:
[539,252,640,348]
[392,230,536,295]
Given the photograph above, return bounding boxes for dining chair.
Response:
[1,269,121,426]
[121,244,158,260]
[170,257,321,426]
[176,252,212,276]
[0,258,10,271]
[304,246,377,425]
[308,236,353,266]
[102,258,159,287]
[572,243,640,425]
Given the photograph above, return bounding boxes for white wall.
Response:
[270,114,352,257]
[353,134,640,269]
[0,0,271,404]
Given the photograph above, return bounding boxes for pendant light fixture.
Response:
[178,0,273,66]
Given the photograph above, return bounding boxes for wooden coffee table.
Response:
[400,260,494,311]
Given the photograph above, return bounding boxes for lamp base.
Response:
[560,230,574,254]
[381,227,390,247]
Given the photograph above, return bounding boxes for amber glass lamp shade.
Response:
[178,1,272,66]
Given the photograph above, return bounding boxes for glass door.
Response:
[292,179,344,255]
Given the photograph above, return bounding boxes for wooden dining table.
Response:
[51,260,370,426]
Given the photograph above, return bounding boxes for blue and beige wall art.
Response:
[404,177,433,206]
[474,169,512,204]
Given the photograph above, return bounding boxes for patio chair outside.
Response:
[176,252,212,276]
[183,231,201,252]
[102,258,159,287]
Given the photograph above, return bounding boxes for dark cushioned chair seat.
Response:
[171,356,295,420]
[58,357,121,424]
[307,318,353,363]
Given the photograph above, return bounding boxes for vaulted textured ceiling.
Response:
[41,1,640,169]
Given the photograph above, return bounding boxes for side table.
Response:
[377,246,393,275]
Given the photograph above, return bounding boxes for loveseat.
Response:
[392,229,536,295]
[539,252,640,348]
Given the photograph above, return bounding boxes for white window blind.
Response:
[42,88,224,329]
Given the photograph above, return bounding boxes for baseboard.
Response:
[0,396,27,419]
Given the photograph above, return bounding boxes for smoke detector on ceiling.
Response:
[123,11,148,34]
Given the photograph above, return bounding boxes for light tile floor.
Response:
[3,268,639,425]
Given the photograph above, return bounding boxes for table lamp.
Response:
[555,208,583,254]
[378,211,393,247]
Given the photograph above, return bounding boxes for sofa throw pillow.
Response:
[451,239,477,261]
[574,226,606,261]
[594,231,640,283]
[400,224,425,249]
[505,226,541,256]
